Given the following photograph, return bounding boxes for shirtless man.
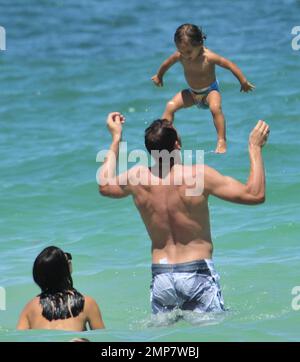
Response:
[98,112,269,314]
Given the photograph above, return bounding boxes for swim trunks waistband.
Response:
[151,259,213,275]
[190,80,219,94]
[150,258,224,314]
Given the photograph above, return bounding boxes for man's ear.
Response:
[175,140,181,150]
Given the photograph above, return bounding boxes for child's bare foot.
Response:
[215,139,227,153]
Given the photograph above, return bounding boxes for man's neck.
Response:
[150,157,182,179]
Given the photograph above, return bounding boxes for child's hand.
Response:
[240,80,255,92]
[152,75,163,87]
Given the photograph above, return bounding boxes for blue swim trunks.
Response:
[189,80,220,109]
[150,259,225,314]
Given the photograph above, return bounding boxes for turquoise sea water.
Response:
[0,0,300,341]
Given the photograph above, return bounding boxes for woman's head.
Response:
[33,246,84,321]
[33,246,73,293]
[174,24,206,60]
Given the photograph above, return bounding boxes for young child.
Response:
[152,23,255,153]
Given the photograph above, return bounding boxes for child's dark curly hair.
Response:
[174,24,206,47]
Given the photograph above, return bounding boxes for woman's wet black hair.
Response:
[33,246,84,321]
[174,23,206,46]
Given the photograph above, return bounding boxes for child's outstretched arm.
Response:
[208,51,255,92]
[152,52,180,87]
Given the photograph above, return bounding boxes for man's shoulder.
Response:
[116,165,148,188]
[128,165,149,177]
[195,163,218,186]
[178,164,205,187]
[203,164,218,178]
[187,163,207,174]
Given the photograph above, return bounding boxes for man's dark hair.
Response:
[174,23,206,46]
[145,119,178,154]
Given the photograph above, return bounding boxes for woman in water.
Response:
[17,246,105,331]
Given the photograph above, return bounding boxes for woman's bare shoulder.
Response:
[82,295,94,310]
[24,296,41,312]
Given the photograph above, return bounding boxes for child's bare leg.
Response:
[206,91,227,153]
[162,90,194,123]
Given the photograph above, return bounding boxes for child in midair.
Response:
[152,23,255,153]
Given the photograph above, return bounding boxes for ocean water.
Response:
[0,0,300,342]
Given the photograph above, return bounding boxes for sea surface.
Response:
[0,0,299,341]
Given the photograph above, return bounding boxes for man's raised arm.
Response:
[205,120,270,204]
[98,112,131,198]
